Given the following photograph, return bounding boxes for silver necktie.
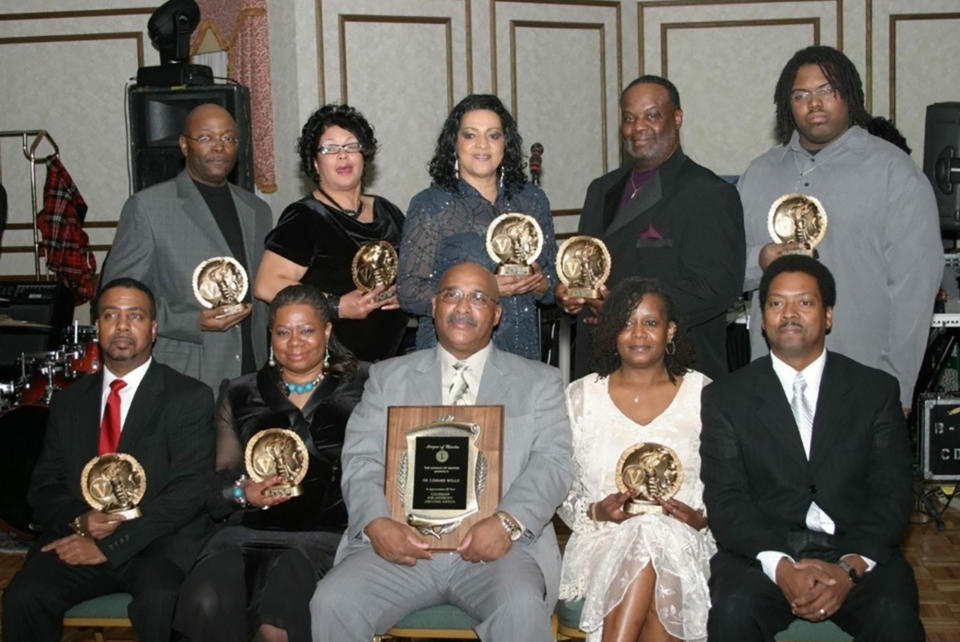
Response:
[791,372,814,458]
[449,361,469,405]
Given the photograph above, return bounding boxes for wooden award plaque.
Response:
[384,405,503,550]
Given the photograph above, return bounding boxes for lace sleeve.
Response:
[215,389,242,472]
[397,189,443,316]
[557,379,599,534]
[207,384,244,520]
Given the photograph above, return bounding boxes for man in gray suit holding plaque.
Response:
[310,261,572,641]
[101,103,271,390]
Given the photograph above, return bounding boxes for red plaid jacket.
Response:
[37,158,97,304]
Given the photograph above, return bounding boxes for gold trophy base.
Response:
[567,287,601,299]
[109,506,142,520]
[264,483,304,498]
[216,303,245,317]
[497,264,533,276]
[623,500,663,515]
[781,247,819,259]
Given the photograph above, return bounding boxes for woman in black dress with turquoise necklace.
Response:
[174,284,366,642]
[254,104,407,362]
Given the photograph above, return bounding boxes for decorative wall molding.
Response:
[317,0,472,104]
[660,17,819,77]
[887,11,960,123]
[491,0,622,94]
[338,14,456,110]
[638,0,841,73]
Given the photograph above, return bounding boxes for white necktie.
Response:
[449,361,469,405]
[791,372,814,459]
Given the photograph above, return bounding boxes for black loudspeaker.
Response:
[0,281,74,371]
[923,102,960,232]
[127,84,254,193]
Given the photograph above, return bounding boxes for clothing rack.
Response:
[0,129,60,278]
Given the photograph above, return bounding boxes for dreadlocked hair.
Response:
[773,46,871,145]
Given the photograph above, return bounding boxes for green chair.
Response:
[373,603,558,641]
[556,598,852,642]
[775,618,852,641]
[373,603,479,640]
[62,592,133,642]
[555,598,587,639]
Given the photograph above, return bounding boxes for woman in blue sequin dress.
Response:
[397,94,559,360]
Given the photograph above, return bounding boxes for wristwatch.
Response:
[836,559,861,584]
[493,511,522,541]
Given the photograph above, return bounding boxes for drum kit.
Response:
[0,320,101,541]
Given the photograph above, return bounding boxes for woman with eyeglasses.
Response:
[254,104,408,362]
[397,94,559,360]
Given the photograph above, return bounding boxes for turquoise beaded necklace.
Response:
[283,373,323,395]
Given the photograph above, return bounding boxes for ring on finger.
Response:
[818,608,826,617]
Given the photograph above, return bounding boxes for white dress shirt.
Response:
[99,358,152,432]
[757,350,874,582]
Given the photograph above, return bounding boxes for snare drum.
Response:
[16,351,70,406]
[0,404,48,540]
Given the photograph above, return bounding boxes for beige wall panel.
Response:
[317,0,471,103]
[0,35,142,279]
[891,17,960,165]
[638,2,841,75]
[638,1,839,177]
[664,22,817,175]
[341,19,456,210]
[868,0,960,167]
[492,1,622,219]
[513,24,606,213]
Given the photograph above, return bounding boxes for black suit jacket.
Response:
[574,147,745,380]
[699,352,913,566]
[28,360,215,571]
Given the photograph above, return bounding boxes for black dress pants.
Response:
[2,543,184,642]
[706,550,924,642]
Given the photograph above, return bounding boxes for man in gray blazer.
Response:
[101,104,271,390]
[311,261,573,641]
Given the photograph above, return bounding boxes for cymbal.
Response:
[0,315,51,329]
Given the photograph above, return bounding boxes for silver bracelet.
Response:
[231,474,248,507]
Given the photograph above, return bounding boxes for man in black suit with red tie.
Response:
[2,278,214,642]
[700,255,923,641]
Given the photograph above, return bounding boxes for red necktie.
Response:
[98,379,127,455]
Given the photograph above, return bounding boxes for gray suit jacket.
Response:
[102,170,272,390]
[338,345,573,605]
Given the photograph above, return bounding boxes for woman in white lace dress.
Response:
[558,278,716,642]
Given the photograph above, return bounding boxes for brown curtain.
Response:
[192,0,277,193]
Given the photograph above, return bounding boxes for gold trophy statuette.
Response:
[767,194,828,257]
[485,213,544,276]
[556,236,612,299]
[193,256,249,316]
[244,428,309,497]
[81,453,147,520]
[615,442,683,515]
[351,241,398,302]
